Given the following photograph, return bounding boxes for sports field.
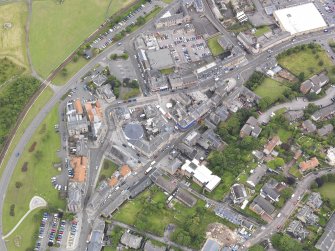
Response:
[0,2,28,69]
[3,104,65,234]
[30,0,136,78]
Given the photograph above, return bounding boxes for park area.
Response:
[207,36,224,56]
[277,44,335,80]
[254,78,288,103]
[113,186,232,249]
[29,0,136,78]
[0,2,29,70]
[317,182,335,202]
[98,159,119,183]
[3,104,65,236]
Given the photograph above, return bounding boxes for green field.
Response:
[278,45,334,79]
[289,165,302,179]
[317,182,335,200]
[30,0,136,78]
[98,159,118,183]
[160,67,175,75]
[52,57,88,85]
[5,210,42,251]
[277,128,292,143]
[3,104,66,234]
[207,36,224,56]
[0,2,29,70]
[254,26,270,37]
[0,87,54,180]
[113,186,233,248]
[254,78,288,102]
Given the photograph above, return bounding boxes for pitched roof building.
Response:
[230,183,248,204]
[299,157,319,172]
[302,119,317,133]
[263,136,281,155]
[70,156,87,182]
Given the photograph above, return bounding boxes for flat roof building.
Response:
[273,3,327,35]
[147,49,174,70]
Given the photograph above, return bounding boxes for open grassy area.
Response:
[160,67,175,75]
[207,36,224,56]
[3,104,66,234]
[0,87,54,180]
[120,87,140,100]
[277,128,292,143]
[317,182,335,200]
[30,0,136,78]
[254,26,270,37]
[114,186,233,248]
[289,165,302,179]
[0,2,29,70]
[254,78,288,103]
[52,57,88,85]
[5,209,42,251]
[278,45,334,79]
[98,159,118,183]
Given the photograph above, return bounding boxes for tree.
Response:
[34,150,43,161]
[258,97,272,111]
[298,72,305,82]
[61,68,68,77]
[73,54,79,62]
[271,233,303,251]
[15,181,23,189]
[110,54,118,60]
[249,244,265,251]
[318,60,324,66]
[281,187,294,200]
[136,16,145,26]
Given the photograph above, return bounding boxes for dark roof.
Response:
[175,188,197,207]
[316,213,335,251]
[253,195,275,215]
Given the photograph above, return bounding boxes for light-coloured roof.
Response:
[274,3,327,35]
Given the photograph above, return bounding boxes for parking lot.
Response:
[108,53,138,80]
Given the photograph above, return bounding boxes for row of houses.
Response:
[300,72,329,95]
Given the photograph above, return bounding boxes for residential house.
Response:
[249,195,275,223]
[120,165,132,179]
[297,205,319,225]
[260,179,280,202]
[300,72,329,95]
[70,156,88,183]
[120,232,143,249]
[230,183,248,204]
[315,213,335,251]
[287,220,309,239]
[312,103,335,121]
[299,157,319,172]
[307,192,323,210]
[302,119,317,133]
[247,164,267,187]
[300,80,313,95]
[263,136,282,155]
[317,124,333,137]
[240,116,262,138]
[284,110,304,122]
[87,218,105,251]
[175,188,197,207]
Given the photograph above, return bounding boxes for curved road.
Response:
[244,168,335,249]
[0,5,335,251]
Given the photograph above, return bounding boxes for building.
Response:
[175,188,197,207]
[263,136,281,155]
[317,124,333,137]
[155,5,191,29]
[302,119,317,133]
[67,182,84,213]
[287,220,309,239]
[273,3,327,35]
[236,11,248,23]
[247,164,267,187]
[284,110,304,122]
[183,0,204,12]
[307,192,323,209]
[297,205,319,225]
[120,232,143,249]
[184,131,200,146]
[66,100,89,137]
[147,49,174,70]
[144,240,166,251]
[97,84,116,103]
[315,213,335,251]
[240,116,262,138]
[70,156,87,182]
[230,183,247,204]
[92,74,108,87]
[300,80,314,94]
[181,159,221,192]
[249,195,275,223]
[260,179,280,202]
[300,72,329,95]
[201,239,221,251]
[87,218,105,251]
[312,103,335,121]
[299,157,319,172]
[120,165,132,179]
[327,148,335,166]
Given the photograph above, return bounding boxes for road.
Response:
[0,2,335,251]
[244,168,335,249]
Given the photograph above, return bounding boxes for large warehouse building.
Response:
[273,3,327,35]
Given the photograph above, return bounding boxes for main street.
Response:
[0,1,335,250]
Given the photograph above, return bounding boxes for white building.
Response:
[273,3,327,35]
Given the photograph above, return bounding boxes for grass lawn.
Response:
[254,78,288,103]
[207,36,224,56]
[52,57,88,85]
[278,45,334,79]
[0,2,29,70]
[289,165,302,179]
[5,209,42,251]
[98,159,119,183]
[228,22,252,34]
[160,67,175,75]
[317,182,335,200]
[30,0,136,78]
[120,87,140,100]
[0,87,54,181]
[206,172,234,201]
[254,26,270,37]
[277,128,292,143]
[161,0,174,3]
[113,186,231,248]
[3,104,66,234]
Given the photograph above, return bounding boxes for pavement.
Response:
[0,2,335,251]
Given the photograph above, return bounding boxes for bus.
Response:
[145,166,153,175]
